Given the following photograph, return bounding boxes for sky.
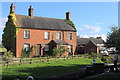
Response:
[0,2,118,42]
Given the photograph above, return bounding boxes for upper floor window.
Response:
[24,30,30,39]
[68,32,72,40]
[44,44,49,51]
[24,43,30,52]
[56,32,61,39]
[44,32,50,40]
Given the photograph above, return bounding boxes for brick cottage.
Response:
[77,37,105,54]
[4,3,77,57]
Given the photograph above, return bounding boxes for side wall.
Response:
[84,42,97,54]
[16,29,76,57]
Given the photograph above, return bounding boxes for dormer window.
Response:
[24,30,30,39]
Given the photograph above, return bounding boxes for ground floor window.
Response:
[68,44,72,53]
[44,44,49,51]
[24,43,30,52]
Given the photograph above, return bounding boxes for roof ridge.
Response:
[15,14,64,20]
[88,40,97,46]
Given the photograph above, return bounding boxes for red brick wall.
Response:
[84,41,97,53]
[16,29,76,57]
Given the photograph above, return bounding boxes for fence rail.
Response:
[1,55,82,67]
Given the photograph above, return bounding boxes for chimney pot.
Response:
[10,3,15,13]
[28,5,33,17]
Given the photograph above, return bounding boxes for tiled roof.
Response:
[54,39,69,45]
[77,37,104,45]
[15,14,76,31]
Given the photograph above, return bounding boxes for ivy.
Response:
[2,12,16,55]
[64,19,76,31]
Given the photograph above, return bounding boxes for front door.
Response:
[37,44,41,56]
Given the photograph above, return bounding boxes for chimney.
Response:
[66,12,70,20]
[28,5,33,17]
[10,3,15,13]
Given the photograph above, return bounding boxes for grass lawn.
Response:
[2,57,102,80]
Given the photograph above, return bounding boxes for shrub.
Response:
[21,46,35,58]
[52,43,67,58]
[2,51,13,61]
[101,55,113,63]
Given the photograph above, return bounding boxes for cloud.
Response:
[79,25,101,33]
[0,18,8,29]
[79,34,107,41]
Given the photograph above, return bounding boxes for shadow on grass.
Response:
[2,64,87,80]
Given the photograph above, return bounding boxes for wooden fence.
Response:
[1,55,82,67]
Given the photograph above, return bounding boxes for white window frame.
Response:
[24,30,30,39]
[24,43,30,52]
[44,32,49,40]
[68,44,72,52]
[56,32,61,39]
[68,32,72,40]
[44,44,49,51]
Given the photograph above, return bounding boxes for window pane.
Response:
[56,32,61,39]
[68,45,72,52]
[44,44,49,51]
[24,43,30,52]
[44,32,49,39]
[70,33,72,40]
[24,30,30,38]
[68,32,70,40]
[68,32,72,40]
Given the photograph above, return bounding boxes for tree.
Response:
[105,27,120,51]
[2,11,17,55]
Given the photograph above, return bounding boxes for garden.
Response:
[1,48,119,80]
[1,52,103,80]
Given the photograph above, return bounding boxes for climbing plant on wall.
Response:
[64,19,76,31]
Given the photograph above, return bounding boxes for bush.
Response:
[83,53,101,59]
[2,51,13,61]
[21,48,30,58]
[82,53,114,63]
[101,55,113,63]
[52,43,67,58]
[21,46,35,58]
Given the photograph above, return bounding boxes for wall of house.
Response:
[84,41,97,54]
[16,28,76,57]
